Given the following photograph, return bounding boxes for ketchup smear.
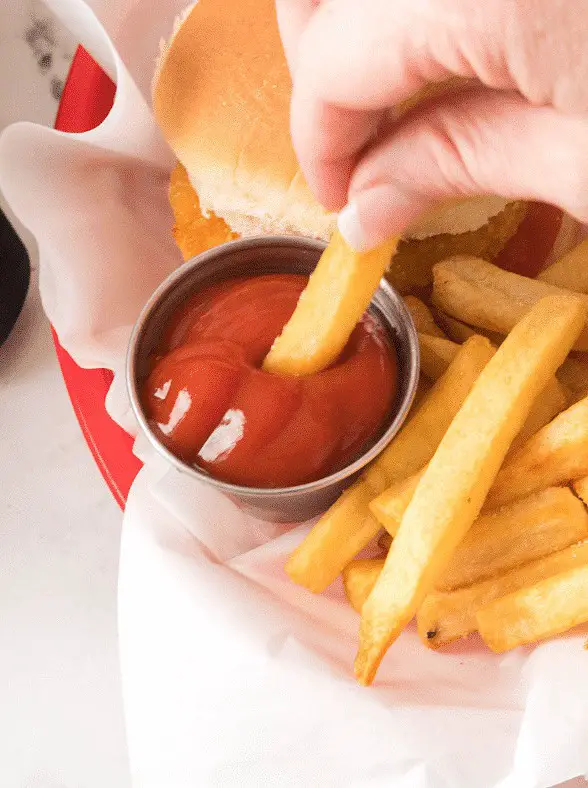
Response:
[494,202,563,278]
[141,274,397,488]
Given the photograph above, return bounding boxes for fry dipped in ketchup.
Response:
[141,274,397,488]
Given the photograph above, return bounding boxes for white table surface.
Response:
[0,2,130,786]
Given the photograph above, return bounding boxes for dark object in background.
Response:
[0,208,30,347]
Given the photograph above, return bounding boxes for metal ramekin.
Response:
[127,236,419,522]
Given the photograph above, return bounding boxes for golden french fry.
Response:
[343,559,385,613]
[418,327,567,439]
[370,470,423,537]
[404,296,446,337]
[432,256,588,351]
[573,476,588,506]
[433,309,504,346]
[286,336,494,593]
[356,295,585,685]
[418,540,588,648]
[264,230,398,376]
[477,563,588,652]
[418,334,459,380]
[437,487,588,591]
[508,377,569,453]
[557,355,588,403]
[411,379,431,410]
[486,395,588,509]
[286,482,383,594]
[371,379,569,533]
[539,239,588,292]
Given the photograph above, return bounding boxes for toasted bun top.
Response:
[153,1,510,240]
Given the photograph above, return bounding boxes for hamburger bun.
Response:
[153,0,578,281]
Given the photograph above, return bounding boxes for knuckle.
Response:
[416,103,483,195]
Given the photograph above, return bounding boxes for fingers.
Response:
[290,0,508,209]
[275,0,318,74]
[290,85,384,210]
[290,0,586,216]
[338,88,588,249]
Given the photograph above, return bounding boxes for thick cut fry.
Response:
[417,330,567,440]
[404,296,446,337]
[418,334,459,380]
[509,377,569,452]
[264,230,398,376]
[370,470,423,536]
[411,379,431,410]
[372,379,569,533]
[433,310,504,346]
[286,336,494,593]
[343,559,385,613]
[573,476,588,506]
[539,239,588,292]
[374,482,588,586]
[437,487,588,591]
[356,295,585,684]
[286,482,383,594]
[486,395,588,509]
[477,563,588,652]
[557,356,588,403]
[432,256,588,351]
[418,541,588,648]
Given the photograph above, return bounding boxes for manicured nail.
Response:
[337,201,370,252]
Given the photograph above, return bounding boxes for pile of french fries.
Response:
[285,240,588,686]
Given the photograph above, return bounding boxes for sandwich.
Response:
[153,0,580,292]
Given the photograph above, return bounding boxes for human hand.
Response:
[276,0,588,249]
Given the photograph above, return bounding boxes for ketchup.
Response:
[494,202,563,278]
[141,274,397,488]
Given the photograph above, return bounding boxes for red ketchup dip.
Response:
[140,274,398,488]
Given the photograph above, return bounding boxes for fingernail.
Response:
[337,201,370,252]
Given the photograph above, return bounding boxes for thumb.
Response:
[338,88,588,251]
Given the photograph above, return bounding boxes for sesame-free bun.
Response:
[153,0,514,241]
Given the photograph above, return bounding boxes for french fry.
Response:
[370,470,423,536]
[418,334,459,380]
[371,379,569,534]
[508,377,569,452]
[477,563,588,653]
[437,487,588,591]
[286,336,494,593]
[486,395,588,509]
[573,476,588,506]
[404,296,446,337]
[264,230,398,376]
[343,559,385,613]
[373,484,588,587]
[356,295,585,685]
[557,355,588,403]
[433,309,504,346]
[432,256,588,351]
[538,239,588,293]
[418,540,588,648]
[411,378,431,410]
[418,330,567,440]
